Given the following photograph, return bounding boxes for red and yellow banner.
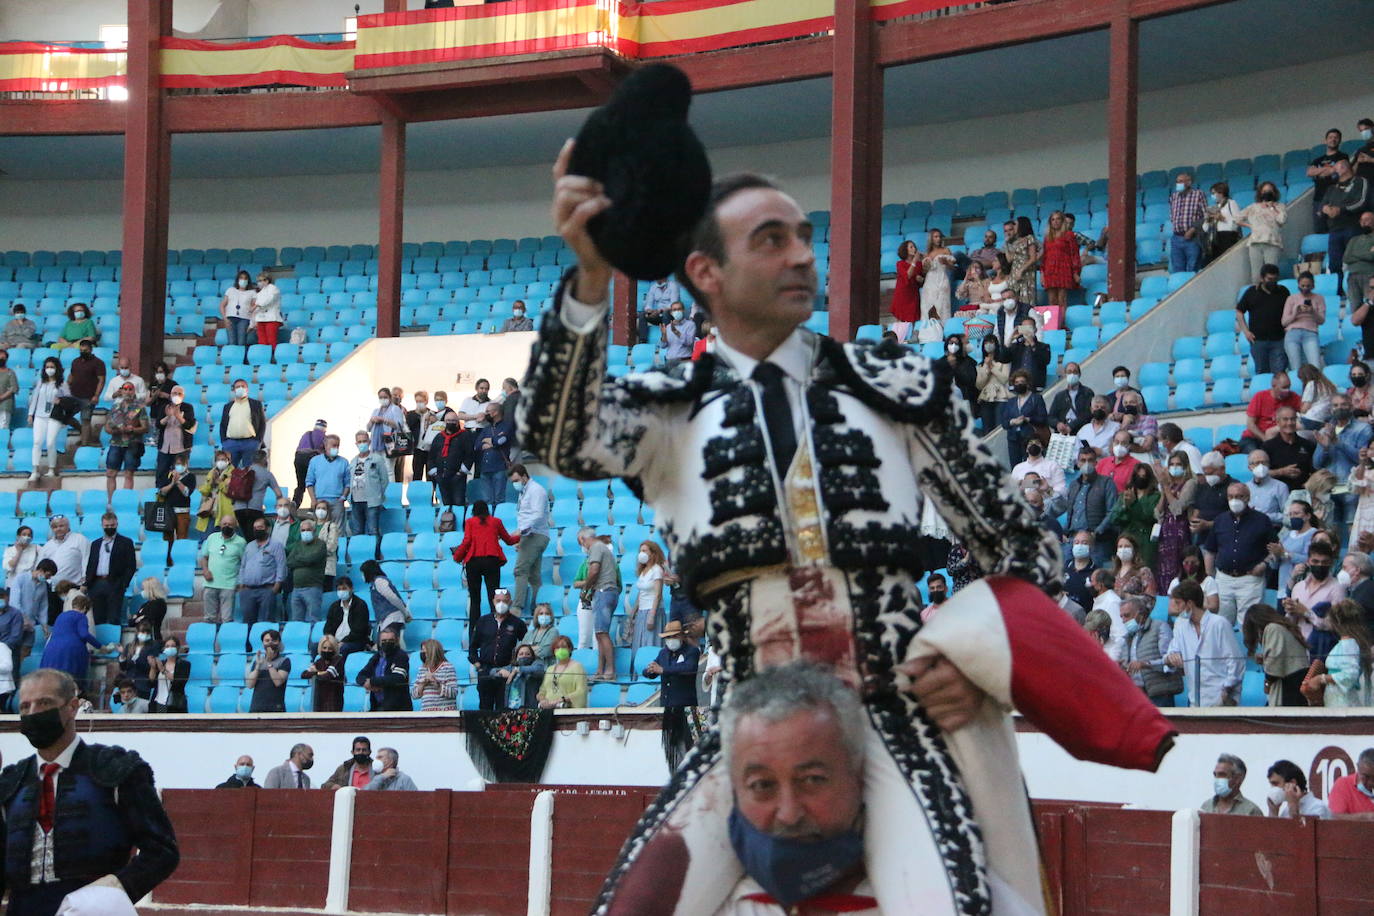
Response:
[160,35,355,89]
[615,0,832,58]
[354,0,611,69]
[0,42,126,92]
[869,0,976,22]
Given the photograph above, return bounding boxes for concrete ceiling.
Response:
[0,0,1369,180]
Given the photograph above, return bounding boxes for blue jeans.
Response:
[1330,492,1359,549]
[226,316,251,347]
[1329,227,1360,295]
[1283,328,1322,372]
[1169,234,1202,272]
[237,585,276,625]
[479,470,507,505]
[289,585,323,623]
[592,588,618,634]
[350,501,381,538]
[1249,339,1287,375]
[223,437,258,469]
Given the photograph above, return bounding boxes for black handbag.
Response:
[387,428,412,457]
[143,499,173,533]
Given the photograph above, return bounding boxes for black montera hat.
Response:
[568,63,712,281]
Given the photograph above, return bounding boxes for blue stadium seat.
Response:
[1138,362,1171,388]
[1173,358,1205,383]
[1172,382,1207,411]
[1171,337,1204,360]
[1210,378,1244,406]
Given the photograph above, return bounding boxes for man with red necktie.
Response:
[0,669,178,916]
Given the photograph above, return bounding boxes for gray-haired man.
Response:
[1201,753,1262,815]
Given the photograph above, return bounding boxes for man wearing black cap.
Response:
[293,419,328,505]
[521,129,1171,915]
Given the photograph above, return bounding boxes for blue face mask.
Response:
[300,530,316,543]
[160,647,177,660]
[727,806,864,910]
[1175,182,1186,193]
[1124,619,1140,638]
[1357,781,1374,799]
[357,442,369,454]
[236,764,254,781]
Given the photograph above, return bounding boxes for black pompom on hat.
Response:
[568,63,713,281]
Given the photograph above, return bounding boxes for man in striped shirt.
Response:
[1168,171,1207,273]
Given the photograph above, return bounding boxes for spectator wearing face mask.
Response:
[1234,262,1289,376]
[1202,483,1276,627]
[1154,453,1196,587]
[1201,754,1263,815]
[303,634,346,712]
[920,574,949,622]
[1327,746,1374,816]
[312,501,343,589]
[357,628,411,712]
[53,303,99,350]
[157,459,195,558]
[238,518,286,626]
[1108,465,1160,573]
[1242,373,1302,450]
[365,387,405,458]
[1077,396,1120,458]
[1167,581,1244,707]
[1345,215,1374,315]
[360,748,418,792]
[997,369,1046,466]
[103,382,148,498]
[348,431,392,539]
[286,519,326,623]
[974,334,1010,434]
[323,737,375,790]
[305,435,350,524]
[1105,366,1147,419]
[660,303,697,367]
[1004,319,1050,391]
[198,515,245,625]
[1011,438,1066,498]
[220,379,267,469]
[1050,361,1094,437]
[220,269,257,347]
[196,451,236,537]
[1120,596,1180,707]
[1063,454,1117,562]
[148,636,190,713]
[1267,759,1332,819]
[359,559,408,643]
[0,348,16,434]
[268,499,300,549]
[1020,473,1064,540]
[0,304,37,350]
[644,619,702,768]
[431,415,476,507]
[1244,449,1290,526]
[1269,500,1316,600]
[538,635,587,709]
[155,385,196,489]
[519,602,559,665]
[250,273,283,347]
[940,334,978,405]
[1315,393,1372,539]
[1095,431,1141,493]
[499,299,534,333]
[3,525,38,596]
[628,542,667,653]
[323,577,370,659]
[1280,271,1326,372]
[26,357,70,484]
[411,638,458,711]
[470,592,527,710]
[216,756,259,789]
[495,642,544,710]
[1285,541,1345,653]
[1203,182,1243,259]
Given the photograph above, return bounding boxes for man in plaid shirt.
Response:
[1169,171,1208,272]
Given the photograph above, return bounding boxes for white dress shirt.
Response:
[38,533,89,586]
[30,737,82,884]
[100,374,148,405]
[1079,419,1120,455]
[1092,590,1127,662]
[516,478,550,536]
[1170,611,1245,707]
[1010,456,1067,497]
[563,290,815,445]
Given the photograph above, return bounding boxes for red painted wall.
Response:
[153,789,1374,915]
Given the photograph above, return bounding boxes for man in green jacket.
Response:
[286,519,328,623]
[1344,211,1374,308]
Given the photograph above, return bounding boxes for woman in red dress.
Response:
[890,239,924,342]
[1040,210,1081,311]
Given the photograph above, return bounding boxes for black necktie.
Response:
[296,770,304,789]
[753,362,797,478]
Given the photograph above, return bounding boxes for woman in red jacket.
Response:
[451,500,520,638]
[890,239,924,343]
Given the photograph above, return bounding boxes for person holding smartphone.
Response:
[1281,271,1326,373]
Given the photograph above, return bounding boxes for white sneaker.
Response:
[26,471,40,484]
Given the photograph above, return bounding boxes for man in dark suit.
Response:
[1049,361,1095,436]
[470,591,528,710]
[84,513,136,627]
[0,669,178,915]
[642,620,701,769]
[355,629,411,712]
[1005,318,1052,391]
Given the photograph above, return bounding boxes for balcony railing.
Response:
[1,1,1005,100]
